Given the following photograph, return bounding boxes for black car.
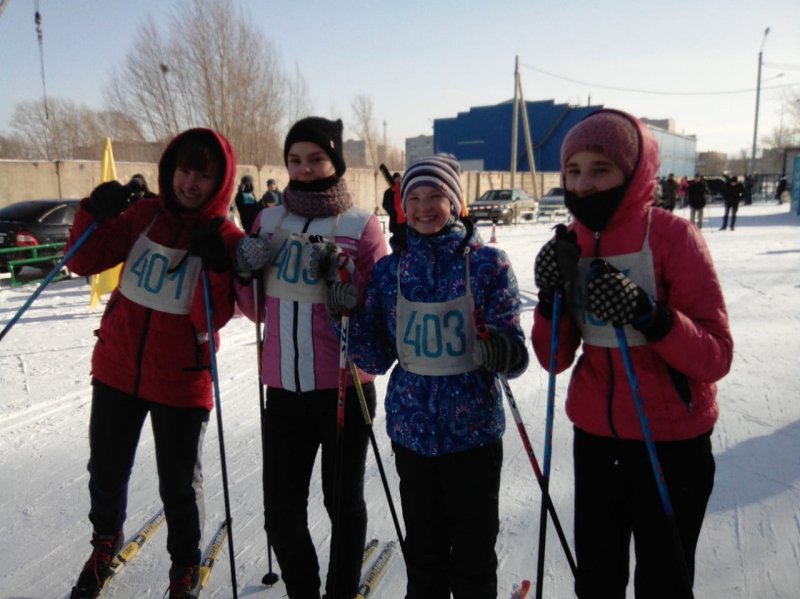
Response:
[0,199,80,271]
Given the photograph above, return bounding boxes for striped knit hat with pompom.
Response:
[401,154,464,217]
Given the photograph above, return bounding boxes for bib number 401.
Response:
[402,309,466,358]
[129,248,190,299]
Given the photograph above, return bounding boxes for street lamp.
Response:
[750,27,770,176]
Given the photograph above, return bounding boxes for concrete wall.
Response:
[0,158,561,214]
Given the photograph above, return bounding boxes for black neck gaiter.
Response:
[565,184,627,232]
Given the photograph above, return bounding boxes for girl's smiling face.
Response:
[564,151,626,198]
[405,184,452,235]
[171,162,221,210]
[286,141,336,182]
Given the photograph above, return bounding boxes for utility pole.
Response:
[382,120,387,165]
[750,27,770,176]
[510,56,519,189]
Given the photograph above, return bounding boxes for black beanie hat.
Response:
[284,116,346,177]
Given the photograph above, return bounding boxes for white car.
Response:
[537,187,568,220]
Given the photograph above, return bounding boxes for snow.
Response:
[1,202,798,599]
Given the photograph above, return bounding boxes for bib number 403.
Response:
[402,309,467,358]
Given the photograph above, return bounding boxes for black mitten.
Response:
[86,181,131,221]
[189,217,230,273]
[587,259,655,327]
[534,224,581,290]
[473,326,528,375]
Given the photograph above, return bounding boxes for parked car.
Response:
[0,199,80,272]
[537,186,567,218]
[467,188,536,225]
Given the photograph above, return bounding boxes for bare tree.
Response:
[104,0,306,166]
[350,94,379,168]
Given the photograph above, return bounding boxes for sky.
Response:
[1,202,798,598]
[1,0,800,157]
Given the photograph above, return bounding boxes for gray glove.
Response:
[235,236,271,281]
[326,281,358,320]
[303,240,339,281]
[473,326,528,374]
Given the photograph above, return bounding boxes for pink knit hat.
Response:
[560,110,640,177]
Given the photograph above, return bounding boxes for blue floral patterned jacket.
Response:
[349,222,526,457]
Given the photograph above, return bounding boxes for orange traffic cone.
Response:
[489,223,497,243]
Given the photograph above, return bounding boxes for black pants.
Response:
[393,441,503,599]
[87,380,209,567]
[573,427,715,599]
[263,384,375,599]
[721,200,740,229]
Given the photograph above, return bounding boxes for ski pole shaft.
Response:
[348,359,408,561]
[0,221,97,343]
[202,270,238,599]
[536,288,561,599]
[614,326,695,599]
[252,280,279,586]
[498,374,576,577]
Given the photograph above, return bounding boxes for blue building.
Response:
[433,100,697,176]
[433,99,601,172]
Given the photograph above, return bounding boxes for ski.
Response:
[510,579,532,599]
[198,520,229,590]
[70,508,166,598]
[362,538,379,569]
[356,541,396,599]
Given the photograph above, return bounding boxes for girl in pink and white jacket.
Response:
[233,116,388,599]
[532,109,733,599]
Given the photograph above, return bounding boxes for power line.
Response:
[519,61,799,96]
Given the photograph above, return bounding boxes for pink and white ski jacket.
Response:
[235,204,388,392]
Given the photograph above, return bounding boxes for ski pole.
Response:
[252,280,280,586]
[614,326,695,599]
[348,358,408,562]
[0,221,97,343]
[201,269,238,599]
[330,253,353,598]
[535,288,561,599]
[495,371,576,577]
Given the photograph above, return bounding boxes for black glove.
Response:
[86,181,132,221]
[534,225,580,318]
[189,217,230,273]
[473,326,528,375]
[587,259,672,340]
[326,281,358,320]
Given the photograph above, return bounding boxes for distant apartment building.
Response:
[405,135,434,168]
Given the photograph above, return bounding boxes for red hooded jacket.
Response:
[532,112,733,441]
[66,129,244,409]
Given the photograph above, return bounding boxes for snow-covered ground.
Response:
[1,201,798,599]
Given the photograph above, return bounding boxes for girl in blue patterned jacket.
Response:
[349,155,529,599]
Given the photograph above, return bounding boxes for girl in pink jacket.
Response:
[532,109,732,599]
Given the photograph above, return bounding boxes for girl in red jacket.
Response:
[532,109,733,599]
[65,129,244,598]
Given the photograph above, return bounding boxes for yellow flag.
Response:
[89,137,123,308]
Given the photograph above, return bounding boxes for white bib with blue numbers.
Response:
[119,221,202,315]
[569,210,657,347]
[395,250,479,376]
[262,213,340,304]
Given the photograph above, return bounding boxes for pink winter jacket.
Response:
[532,113,733,442]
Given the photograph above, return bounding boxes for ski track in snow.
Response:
[1,203,799,598]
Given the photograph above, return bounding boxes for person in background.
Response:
[659,173,678,212]
[127,173,157,204]
[686,173,707,229]
[720,175,744,231]
[261,178,282,208]
[678,176,689,209]
[381,171,406,251]
[65,128,244,599]
[531,109,732,599]
[232,116,388,599]
[775,176,788,205]
[349,154,528,598]
[235,174,261,233]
